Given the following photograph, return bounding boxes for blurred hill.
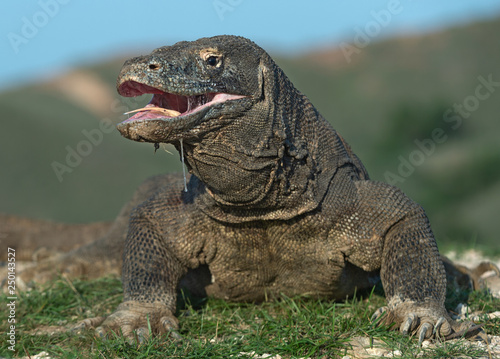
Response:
[1,18,499,252]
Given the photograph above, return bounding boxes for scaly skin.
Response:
[101,35,473,342]
[14,35,487,343]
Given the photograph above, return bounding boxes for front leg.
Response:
[354,181,478,342]
[96,203,187,341]
[377,203,460,341]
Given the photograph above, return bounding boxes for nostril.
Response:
[149,63,160,70]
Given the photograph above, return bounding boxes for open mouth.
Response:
[118,81,246,123]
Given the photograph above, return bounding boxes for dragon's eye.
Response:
[206,56,218,66]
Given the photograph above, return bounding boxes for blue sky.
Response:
[2,0,500,90]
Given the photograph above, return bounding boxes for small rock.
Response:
[455,303,470,318]
[235,352,283,359]
[365,347,390,356]
[421,340,431,348]
[386,349,402,357]
[19,352,51,359]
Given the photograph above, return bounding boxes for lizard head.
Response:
[116,35,266,143]
[115,36,344,220]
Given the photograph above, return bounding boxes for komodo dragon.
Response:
[13,35,492,344]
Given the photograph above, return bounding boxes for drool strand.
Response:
[180,139,188,192]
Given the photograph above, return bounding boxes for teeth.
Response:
[186,95,207,113]
[124,93,213,118]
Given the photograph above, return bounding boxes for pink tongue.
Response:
[129,111,164,120]
[125,106,181,120]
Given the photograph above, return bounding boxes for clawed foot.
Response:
[28,303,180,343]
[371,301,483,345]
[91,301,181,343]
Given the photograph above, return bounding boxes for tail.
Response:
[441,254,500,291]
[0,213,112,261]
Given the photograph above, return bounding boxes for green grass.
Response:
[1,276,499,358]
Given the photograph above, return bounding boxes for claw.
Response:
[161,316,182,340]
[169,329,183,340]
[135,327,150,343]
[371,307,387,323]
[433,317,446,337]
[418,323,432,346]
[95,326,107,339]
[444,323,484,340]
[70,316,106,333]
[401,313,416,335]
